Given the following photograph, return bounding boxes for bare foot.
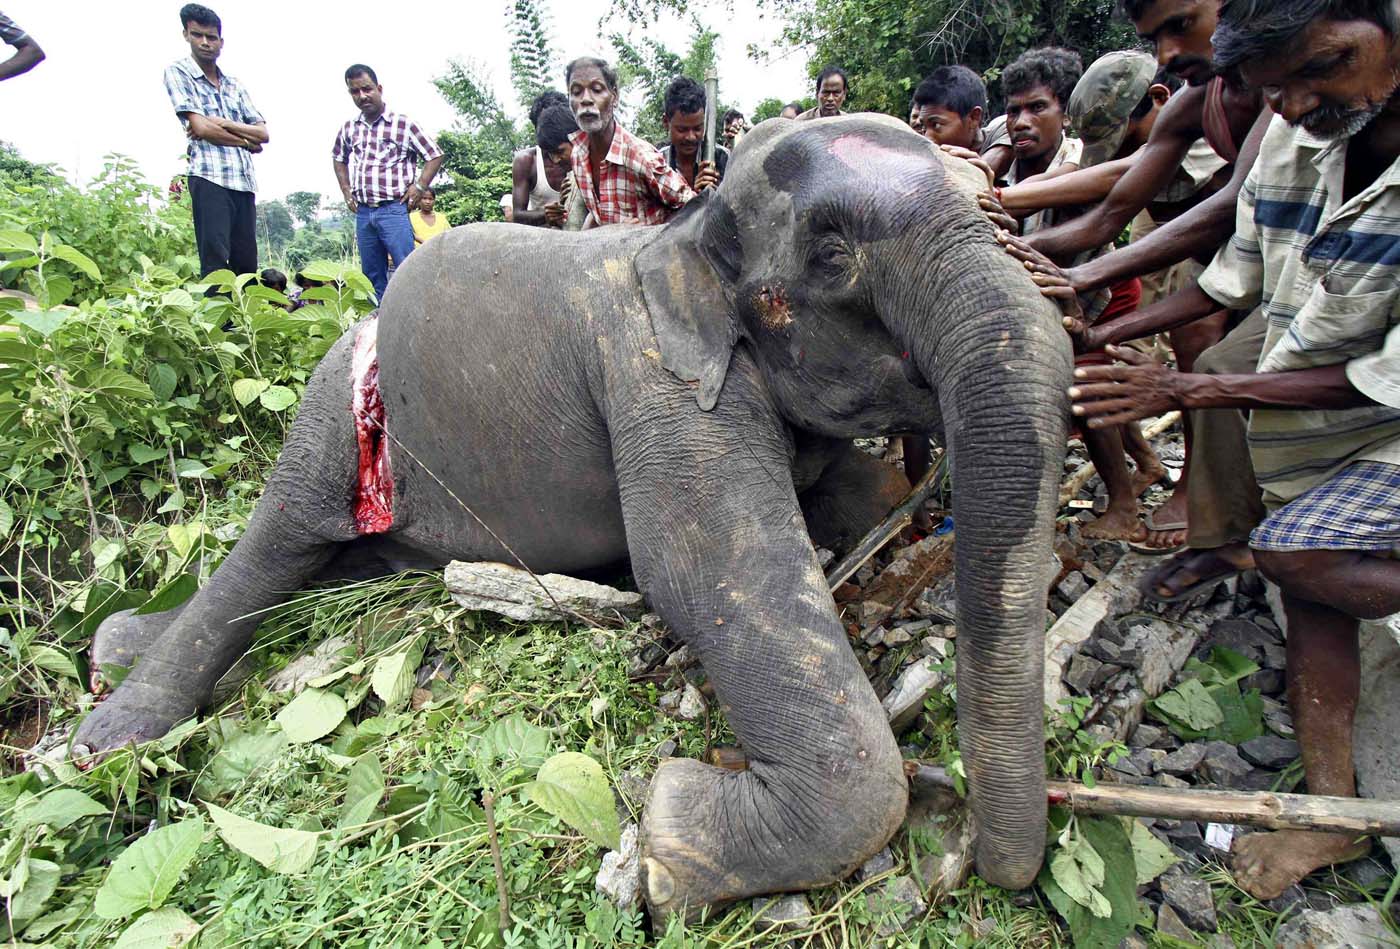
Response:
[1141,488,1188,549]
[1131,460,1169,498]
[1080,505,1147,542]
[1232,830,1369,899]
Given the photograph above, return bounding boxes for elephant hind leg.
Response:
[799,442,911,555]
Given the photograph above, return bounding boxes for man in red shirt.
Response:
[565,57,696,227]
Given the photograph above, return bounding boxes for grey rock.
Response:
[1275,904,1392,949]
[867,874,927,937]
[614,769,650,816]
[676,683,706,721]
[1156,902,1197,943]
[1056,571,1090,602]
[1260,642,1287,671]
[1159,864,1218,932]
[1205,618,1276,661]
[1157,742,1207,775]
[1064,652,1105,695]
[814,547,836,567]
[1157,773,1190,789]
[857,847,895,882]
[595,824,641,910]
[882,657,945,732]
[1239,735,1299,770]
[1264,884,1309,916]
[1128,748,1166,774]
[883,626,914,647]
[914,811,976,907]
[445,561,644,622]
[1159,820,1206,857]
[1356,616,1400,869]
[654,738,678,759]
[919,636,952,659]
[1201,741,1252,788]
[862,625,887,647]
[1130,724,1166,748]
[1244,668,1285,695]
[1119,617,1200,696]
[751,893,813,932]
[896,619,933,635]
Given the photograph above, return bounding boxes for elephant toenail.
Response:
[644,857,676,905]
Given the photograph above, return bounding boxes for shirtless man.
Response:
[511,90,571,227]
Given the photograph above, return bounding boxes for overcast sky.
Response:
[0,1,811,203]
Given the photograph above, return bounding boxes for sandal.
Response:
[1127,510,1187,555]
[1137,549,1241,604]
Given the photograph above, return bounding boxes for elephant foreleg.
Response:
[610,360,907,919]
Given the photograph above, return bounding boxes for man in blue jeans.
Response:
[333,64,443,300]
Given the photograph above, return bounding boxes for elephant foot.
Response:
[89,606,185,693]
[71,679,196,763]
[640,755,905,923]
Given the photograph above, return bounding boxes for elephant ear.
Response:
[635,193,740,411]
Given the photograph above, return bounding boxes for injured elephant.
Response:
[73,115,1071,919]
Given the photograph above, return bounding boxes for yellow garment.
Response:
[410,210,450,246]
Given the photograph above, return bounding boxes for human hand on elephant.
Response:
[694,160,720,192]
[994,229,1102,353]
[939,143,996,189]
[542,201,566,228]
[1069,345,1186,427]
[977,189,1018,232]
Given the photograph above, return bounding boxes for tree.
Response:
[507,0,559,112]
[0,141,57,185]
[286,191,322,228]
[256,200,295,264]
[752,0,1136,117]
[432,59,526,225]
[609,20,732,144]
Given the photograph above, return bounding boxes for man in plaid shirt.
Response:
[164,3,267,279]
[333,64,444,300]
[565,57,695,227]
[0,8,43,81]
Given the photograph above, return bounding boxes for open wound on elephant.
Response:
[351,315,393,533]
[753,284,793,331]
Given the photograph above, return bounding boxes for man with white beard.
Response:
[564,56,696,227]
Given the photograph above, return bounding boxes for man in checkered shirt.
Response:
[163,3,267,279]
[333,64,444,300]
[0,8,43,81]
[564,57,695,227]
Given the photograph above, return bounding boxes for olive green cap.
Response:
[1068,50,1157,168]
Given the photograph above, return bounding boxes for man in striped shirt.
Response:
[164,3,267,279]
[333,64,443,300]
[1067,0,1400,899]
[565,57,695,227]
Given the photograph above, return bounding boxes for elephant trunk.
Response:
[899,240,1071,889]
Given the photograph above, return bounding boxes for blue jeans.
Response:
[355,201,415,300]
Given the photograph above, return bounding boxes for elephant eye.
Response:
[810,234,851,275]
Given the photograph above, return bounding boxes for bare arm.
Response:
[1026,87,1206,263]
[334,159,357,213]
[1067,109,1270,294]
[983,143,1013,181]
[1070,349,1375,428]
[511,150,548,226]
[999,154,1137,214]
[1085,282,1223,349]
[0,36,42,81]
[217,119,269,144]
[185,113,260,148]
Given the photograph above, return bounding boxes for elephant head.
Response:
[635,114,1072,890]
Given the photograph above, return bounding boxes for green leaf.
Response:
[276,687,347,743]
[1128,820,1178,886]
[231,377,268,406]
[51,243,102,282]
[370,651,416,711]
[26,644,78,680]
[1039,817,1136,949]
[195,724,289,799]
[474,713,552,781]
[128,444,167,464]
[1149,678,1224,733]
[81,367,155,402]
[112,907,199,949]
[1050,835,1109,918]
[38,274,73,308]
[147,363,178,403]
[0,497,12,537]
[15,308,67,337]
[8,857,59,926]
[206,802,319,874]
[337,753,385,830]
[135,573,198,616]
[0,229,39,254]
[1204,684,1265,745]
[94,817,205,919]
[258,385,297,412]
[525,752,621,849]
[160,288,196,310]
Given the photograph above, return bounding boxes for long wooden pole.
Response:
[911,764,1400,837]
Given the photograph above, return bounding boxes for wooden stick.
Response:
[1059,411,1182,507]
[911,764,1400,837]
[825,452,947,591]
[483,791,511,931]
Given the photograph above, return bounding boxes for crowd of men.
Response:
[6,0,1398,905]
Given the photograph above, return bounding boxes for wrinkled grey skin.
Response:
[74,115,1070,914]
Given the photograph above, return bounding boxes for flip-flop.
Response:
[1129,510,1188,555]
[1137,551,1240,604]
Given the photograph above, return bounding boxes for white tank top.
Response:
[528,146,561,210]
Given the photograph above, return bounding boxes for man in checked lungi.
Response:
[1061,0,1400,901]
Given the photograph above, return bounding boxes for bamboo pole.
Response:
[910,764,1400,837]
